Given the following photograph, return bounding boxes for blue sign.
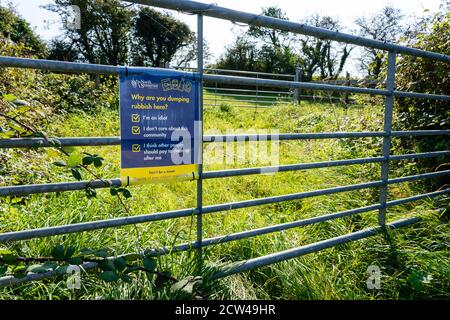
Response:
[119,67,199,184]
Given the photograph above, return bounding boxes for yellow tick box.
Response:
[132,114,140,122]
[132,126,140,135]
[132,144,141,152]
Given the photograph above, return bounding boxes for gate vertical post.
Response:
[294,67,301,104]
[378,51,396,227]
[196,13,204,270]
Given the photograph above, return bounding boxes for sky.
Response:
[2,0,443,73]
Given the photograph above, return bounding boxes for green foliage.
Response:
[42,74,118,113]
[0,99,448,299]
[0,5,46,56]
[219,103,231,113]
[213,7,299,75]
[247,7,290,47]
[299,15,352,81]
[394,6,450,189]
[0,3,448,299]
[355,6,405,78]
[110,187,132,199]
[46,0,134,65]
[0,244,200,295]
[133,7,194,67]
[45,0,195,67]
[214,36,259,72]
[214,7,351,80]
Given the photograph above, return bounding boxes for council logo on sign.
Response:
[130,79,159,89]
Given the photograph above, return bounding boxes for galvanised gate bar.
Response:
[0,0,449,285]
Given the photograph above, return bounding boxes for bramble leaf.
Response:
[13,265,27,278]
[110,187,118,196]
[99,271,119,282]
[98,260,115,272]
[143,257,156,271]
[93,157,103,168]
[121,274,133,283]
[94,249,109,258]
[65,246,76,259]
[85,187,97,198]
[68,257,83,265]
[68,152,82,167]
[113,257,128,272]
[71,167,82,181]
[155,272,172,288]
[52,245,65,261]
[122,189,132,199]
[82,156,94,166]
[53,160,67,167]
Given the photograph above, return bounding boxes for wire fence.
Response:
[0,0,449,286]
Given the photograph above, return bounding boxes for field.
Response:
[0,90,449,300]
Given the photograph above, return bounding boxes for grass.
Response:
[0,92,448,300]
[203,88,293,108]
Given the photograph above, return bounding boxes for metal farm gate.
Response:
[0,0,449,286]
[174,66,297,108]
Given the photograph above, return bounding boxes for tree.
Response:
[355,6,404,78]
[171,37,211,68]
[132,7,194,67]
[47,39,79,62]
[213,8,351,79]
[246,6,298,74]
[299,14,352,81]
[258,45,300,74]
[393,1,449,190]
[247,7,292,49]
[214,36,259,71]
[45,0,134,65]
[45,1,197,67]
[0,4,46,56]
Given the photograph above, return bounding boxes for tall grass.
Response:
[0,96,448,300]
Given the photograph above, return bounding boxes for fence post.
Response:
[344,71,350,105]
[294,67,302,104]
[214,76,217,107]
[255,73,259,111]
[196,13,204,270]
[378,51,396,227]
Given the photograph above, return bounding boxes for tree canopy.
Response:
[45,0,196,67]
[132,7,195,67]
[355,5,405,78]
[214,6,351,80]
[0,4,46,56]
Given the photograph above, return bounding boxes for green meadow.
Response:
[1,87,448,300]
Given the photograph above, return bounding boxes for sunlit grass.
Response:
[0,94,448,300]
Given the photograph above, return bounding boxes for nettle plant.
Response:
[0,92,203,298]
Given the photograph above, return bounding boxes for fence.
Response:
[173,67,380,107]
[0,0,449,286]
[173,66,295,108]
